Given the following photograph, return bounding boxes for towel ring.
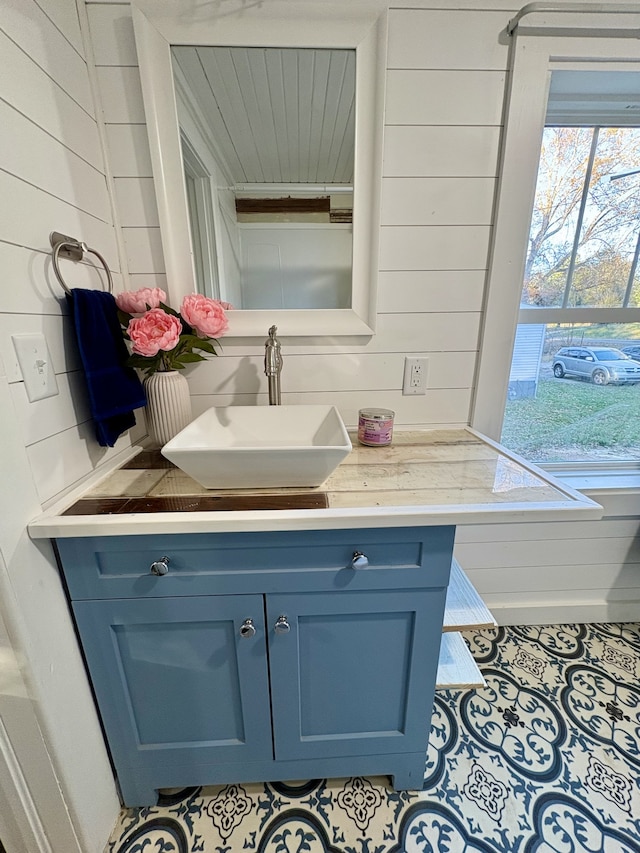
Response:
[50,231,113,295]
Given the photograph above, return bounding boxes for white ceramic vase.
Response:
[143,370,192,447]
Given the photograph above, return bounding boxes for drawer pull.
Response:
[149,556,170,576]
[274,615,291,635]
[239,618,256,639]
[351,551,369,570]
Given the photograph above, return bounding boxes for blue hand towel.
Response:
[66,289,146,447]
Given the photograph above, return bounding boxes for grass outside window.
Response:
[502,378,640,463]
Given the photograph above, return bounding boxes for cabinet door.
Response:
[73,595,273,778]
[266,588,445,762]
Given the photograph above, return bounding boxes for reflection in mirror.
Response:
[172,46,356,311]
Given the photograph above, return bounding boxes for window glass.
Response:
[523,127,640,310]
[502,323,640,463]
[501,120,640,465]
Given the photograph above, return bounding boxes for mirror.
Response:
[173,45,355,311]
[131,0,387,337]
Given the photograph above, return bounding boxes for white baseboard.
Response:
[0,719,52,853]
[489,601,640,626]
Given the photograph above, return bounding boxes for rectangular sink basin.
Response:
[161,405,352,489]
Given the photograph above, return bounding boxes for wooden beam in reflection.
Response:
[235,197,330,214]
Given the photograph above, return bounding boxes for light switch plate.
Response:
[12,334,59,402]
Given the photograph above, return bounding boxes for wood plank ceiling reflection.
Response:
[171,46,356,186]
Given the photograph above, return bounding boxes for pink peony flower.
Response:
[181,294,228,338]
[115,287,167,315]
[127,308,182,357]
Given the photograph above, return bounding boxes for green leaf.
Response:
[159,301,180,317]
[179,333,205,347]
[178,352,206,363]
[127,354,158,370]
[192,339,219,355]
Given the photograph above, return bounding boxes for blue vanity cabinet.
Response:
[56,526,455,806]
[267,589,441,763]
[72,595,274,787]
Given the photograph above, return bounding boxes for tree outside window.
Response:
[524,127,640,310]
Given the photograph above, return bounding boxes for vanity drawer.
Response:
[56,526,455,600]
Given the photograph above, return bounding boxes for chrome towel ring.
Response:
[50,231,113,295]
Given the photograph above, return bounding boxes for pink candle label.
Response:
[358,414,394,446]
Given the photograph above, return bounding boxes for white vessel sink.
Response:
[161,405,352,489]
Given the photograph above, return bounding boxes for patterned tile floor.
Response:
[106,623,640,853]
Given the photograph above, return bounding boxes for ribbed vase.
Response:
[143,370,192,447]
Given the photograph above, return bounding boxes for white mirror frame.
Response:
[131,1,388,337]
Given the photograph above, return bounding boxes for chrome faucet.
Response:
[264,325,283,405]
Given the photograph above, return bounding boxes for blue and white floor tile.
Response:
[106,623,640,853]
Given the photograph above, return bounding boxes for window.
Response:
[472,12,640,477]
[502,124,640,463]
[181,134,220,301]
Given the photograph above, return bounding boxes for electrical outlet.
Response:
[403,356,428,395]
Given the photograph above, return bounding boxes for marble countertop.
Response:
[28,429,602,538]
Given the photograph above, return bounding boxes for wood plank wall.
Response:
[0,0,145,507]
[456,497,640,624]
[0,1,125,847]
[85,0,640,624]
[384,5,638,622]
[86,1,494,429]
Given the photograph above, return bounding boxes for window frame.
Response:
[181,137,220,300]
[471,13,640,472]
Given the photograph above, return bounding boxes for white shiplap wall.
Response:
[381,5,638,621]
[87,1,497,429]
[1,2,146,501]
[86,0,640,626]
[455,495,640,625]
[0,0,128,848]
[383,7,639,621]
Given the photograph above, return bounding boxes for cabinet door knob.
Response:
[351,551,369,569]
[240,618,256,639]
[149,556,170,576]
[274,615,291,634]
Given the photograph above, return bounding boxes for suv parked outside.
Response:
[552,346,640,385]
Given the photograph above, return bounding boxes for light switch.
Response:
[12,334,59,402]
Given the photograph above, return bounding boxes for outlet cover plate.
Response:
[12,334,59,402]
[403,356,428,395]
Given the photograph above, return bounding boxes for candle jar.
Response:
[357,408,395,446]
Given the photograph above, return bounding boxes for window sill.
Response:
[542,463,640,495]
